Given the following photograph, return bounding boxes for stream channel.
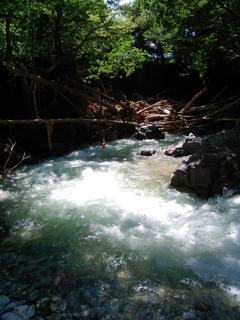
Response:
[1,134,240,319]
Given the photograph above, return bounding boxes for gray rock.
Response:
[52,315,67,320]
[72,312,82,319]
[27,305,36,318]
[58,301,68,313]
[16,254,29,264]
[0,295,10,307]
[28,290,41,302]
[38,297,51,309]
[14,305,29,319]
[4,302,17,312]
[165,133,202,157]
[51,296,62,304]
[68,290,82,310]
[49,302,58,313]
[169,130,240,198]
[15,300,27,307]
[1,313,22,320]
[24,264,38,273]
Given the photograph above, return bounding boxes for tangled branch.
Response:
[0,139,29,179]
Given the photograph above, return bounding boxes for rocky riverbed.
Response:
[0,248,98,320]
[0,226,105,320]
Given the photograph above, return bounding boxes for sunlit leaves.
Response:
[0,0,146,79]
[124,0,240,79]
[87,35,147,79]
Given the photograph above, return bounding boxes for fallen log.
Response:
[203,99,240,119]
[2,61,240,136]
[179,87,208,115]
[0,118,140,126]
[185,92,240,114]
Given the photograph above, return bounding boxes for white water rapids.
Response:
[1,135,240,318]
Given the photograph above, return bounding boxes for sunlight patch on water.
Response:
[225,285,240,304]
[50,168,119,205]
[0,189,11,201]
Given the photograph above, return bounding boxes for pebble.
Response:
[0,231,236,320]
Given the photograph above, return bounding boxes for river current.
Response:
[1,135,240,319]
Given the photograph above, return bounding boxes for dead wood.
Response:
[1,139,29,179]
[179,87,208,115]
[2,61,240,137]
[0,118,140,127]
[204,99,240,119]
[81,82,131,110]
[3,62,122,112]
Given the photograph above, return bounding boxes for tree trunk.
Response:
[5,15,12,61]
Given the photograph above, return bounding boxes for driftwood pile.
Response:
[2,62,240,136]
[86,85,240,135]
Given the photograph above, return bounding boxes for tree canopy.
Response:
[119,0,240,82]
[0,0,147,80]
[1,0,240,84]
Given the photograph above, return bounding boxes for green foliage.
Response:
[2,0,239,82]
[121,0,240,80]
[0,0,147,80]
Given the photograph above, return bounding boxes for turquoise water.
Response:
[1,135,240,318]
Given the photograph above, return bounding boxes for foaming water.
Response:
[1,135,240,318]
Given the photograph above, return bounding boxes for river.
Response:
[1,134,240,319]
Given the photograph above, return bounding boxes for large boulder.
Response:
[167,129,240,198]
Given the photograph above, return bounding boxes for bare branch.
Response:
[0,139,29,179]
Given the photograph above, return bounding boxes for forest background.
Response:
[0,0,240,164]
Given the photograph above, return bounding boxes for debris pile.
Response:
[2,62,240,136]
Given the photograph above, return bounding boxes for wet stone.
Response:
[37,276,53,287]
[49,302,58,313]
[72,312,82,319]
[27,304,36,318]
[15,300,28,306]
[14,305,28,315]
[58,301,68,313]
[1,282,12,291]
[52,296,62,304]
[28,290,41,302]
[38,297,51,309]
[0,295,10,307]
[68,291,82,310]
[4,302,17,312]
[24,264,38,273]
[1,313,22,320]
[16,254,29,264]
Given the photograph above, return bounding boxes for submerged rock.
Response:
[0,295,10,307]
[133,125,165,140]
[167,130,240,198]
[137,150,156,156]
